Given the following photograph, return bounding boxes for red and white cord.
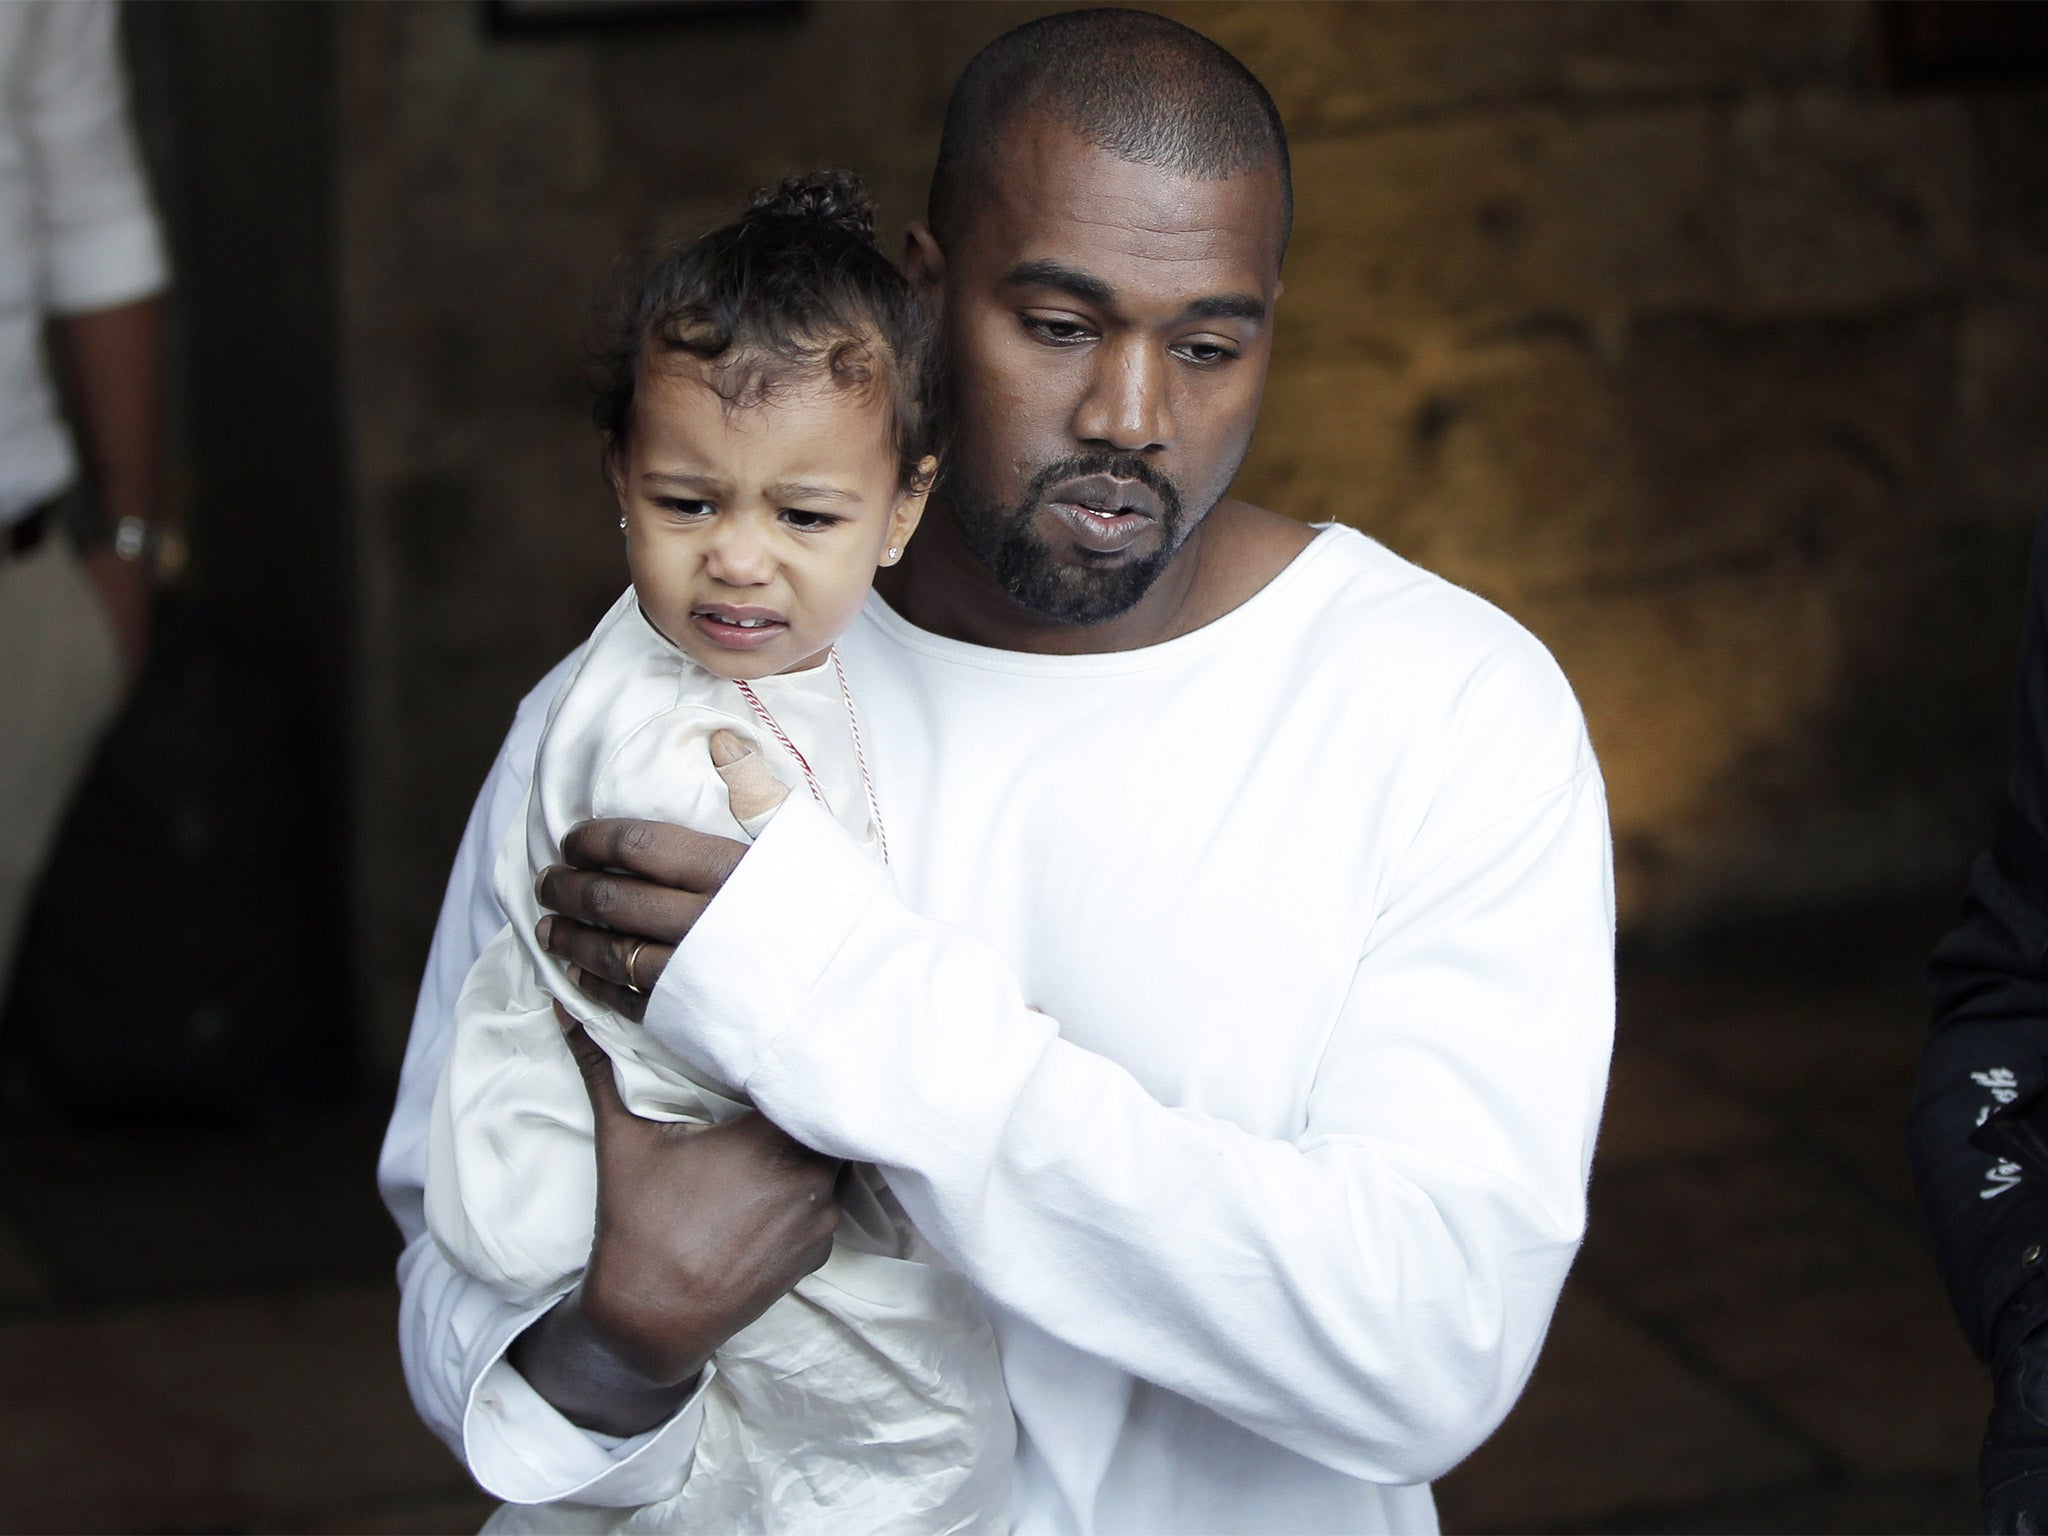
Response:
[731,650,890,864]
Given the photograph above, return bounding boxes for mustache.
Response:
[1019,453,1182,525]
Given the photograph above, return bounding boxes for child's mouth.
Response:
[692,606,789,649]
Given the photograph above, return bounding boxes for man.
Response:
[380,11,1615,1530]
[1913,518,2048,1533]
[0,0,168,998]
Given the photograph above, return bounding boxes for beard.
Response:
[940,449,1190,626]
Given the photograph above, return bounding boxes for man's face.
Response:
[930,115,1286,626]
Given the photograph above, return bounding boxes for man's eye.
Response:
[1025,317,1094,346]
[1174,340,1238,366]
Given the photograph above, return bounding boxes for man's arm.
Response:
[544,660,1614,1482]
[27,0,169,683]
[56,296,164,682]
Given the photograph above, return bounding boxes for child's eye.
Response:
[781,509,842,531]
[657,497,712,519]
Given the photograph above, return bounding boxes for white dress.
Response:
[424,588,1014,1534]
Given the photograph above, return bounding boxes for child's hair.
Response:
[596,170,936,494]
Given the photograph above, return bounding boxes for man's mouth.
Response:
[1043,474,1164,554]
[691,604,789,649]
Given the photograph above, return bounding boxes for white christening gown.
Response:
[425,589,1013,1534]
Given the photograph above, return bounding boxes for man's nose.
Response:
[1072,337,1173,454]
[704,517,774,584]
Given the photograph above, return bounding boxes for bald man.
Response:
[380,12,1615,1532]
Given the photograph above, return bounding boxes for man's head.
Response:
[927,9,1292,262]
[908,9,1292,630]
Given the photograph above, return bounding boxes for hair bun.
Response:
[747,170,878,245]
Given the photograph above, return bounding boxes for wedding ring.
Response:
[625,939,649,993]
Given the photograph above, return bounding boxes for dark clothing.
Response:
[1913,518,2048,1528]
[1914,518,2048,1370]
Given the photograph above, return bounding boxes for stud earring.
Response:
[618,516,628,532]
[886,546,901,561]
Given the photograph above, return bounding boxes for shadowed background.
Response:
[1,1,2042,1530]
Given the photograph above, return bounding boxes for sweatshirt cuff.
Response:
[646,792,889,1091]
[463,1305,714,1508]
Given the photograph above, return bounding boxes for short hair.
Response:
[927,8,1292,258]
[596,170,936,492]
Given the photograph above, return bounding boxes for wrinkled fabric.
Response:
[426,589,1012,1533]
[384,527,1615,1534]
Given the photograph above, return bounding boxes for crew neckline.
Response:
[857,523,1353,678]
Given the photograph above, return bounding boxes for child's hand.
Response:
[710,728,791,838]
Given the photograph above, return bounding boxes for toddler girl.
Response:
[424,173,1012,1534]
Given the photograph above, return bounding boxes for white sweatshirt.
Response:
[378,524,1616,1535]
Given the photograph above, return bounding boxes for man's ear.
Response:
[902,221,945,299]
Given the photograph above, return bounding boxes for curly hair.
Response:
[595,170,936,492]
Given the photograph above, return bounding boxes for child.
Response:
[425,173,1013,1534]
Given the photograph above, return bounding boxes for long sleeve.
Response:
[1912,517,2048,1371]
[377,649,710,1507]
[649,745,1615,1485]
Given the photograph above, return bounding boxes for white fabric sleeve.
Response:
[378,650,712,1506]
[22,0,168,314]
[647,757,1615,1486]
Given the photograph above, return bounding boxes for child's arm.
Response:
[380,653,719,1506]
[425,916,601,1307]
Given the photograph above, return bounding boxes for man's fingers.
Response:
[561,817,747,891]
[555,1004,633,1124]
[537,867,708,948]
[540,915,677,994]
[566,962,648,1025]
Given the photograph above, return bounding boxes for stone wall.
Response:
[337,1,2048,1066]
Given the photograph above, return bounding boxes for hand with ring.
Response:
[535,819,745,1022]
[534,729,789,1020]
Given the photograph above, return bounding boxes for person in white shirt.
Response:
[425,172,1012,1533]
[0,0,168,995]
[379,11,1616,1532]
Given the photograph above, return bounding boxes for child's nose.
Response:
[705,521,774,584]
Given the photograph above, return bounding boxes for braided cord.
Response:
[731,653,890,865]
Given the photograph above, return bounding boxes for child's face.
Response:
[614,360,930,680]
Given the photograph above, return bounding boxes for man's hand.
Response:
[507,1006,842,1437]
[536,818,748,1022]
[57,296,164,693]
[78,544,151,687]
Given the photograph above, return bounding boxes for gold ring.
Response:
[625,938,649,993]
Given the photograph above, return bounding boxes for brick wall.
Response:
[337,2,2048,1064]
